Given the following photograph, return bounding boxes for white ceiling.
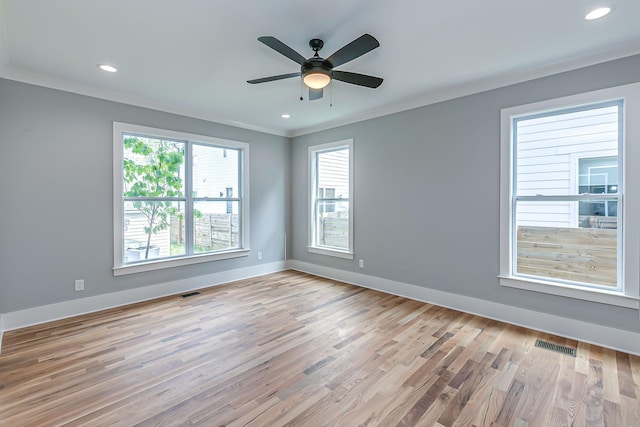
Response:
[1,1,639,137]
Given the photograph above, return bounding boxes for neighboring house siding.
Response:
[192,146,239,214]
[317,148,349,201]
[515,105,618,227]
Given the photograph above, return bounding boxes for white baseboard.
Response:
[288,260,640,356]
[3,260,638,357]
[0,261,287,335]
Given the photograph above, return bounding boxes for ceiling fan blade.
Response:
[309,88,323,100]
[327,34,380,67]
[332,70,383,88]
[247,72,300,84]
[258,36,306,65]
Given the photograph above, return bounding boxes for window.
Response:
[308,139,354,259]
[500,83,640,308]
[578,156,618,227]
[113,123,249,275]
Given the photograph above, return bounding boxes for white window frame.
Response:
[113,122,250,276]
[308,139,354,259]
[499,83,640,309]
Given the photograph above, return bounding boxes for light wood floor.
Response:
[1,271,638,426]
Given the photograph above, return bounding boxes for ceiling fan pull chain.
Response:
[330,82,333,107]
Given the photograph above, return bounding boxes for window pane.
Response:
[192,144,238,198]
[578,156,618,220]
[124,201,185,262]
[123,135,185,197]
[194,201,239,253]
[579,200,618,220]
[317,148,349,199]
[515,105,619,196]
[316,200,349,250]
[515,200,617,288]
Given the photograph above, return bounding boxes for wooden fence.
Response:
[516,225,617,287]
[318,217,349,249]
[171,213,239,251]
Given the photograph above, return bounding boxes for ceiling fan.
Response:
[247,34,383,100]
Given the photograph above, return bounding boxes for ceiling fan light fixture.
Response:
[303,71,331,89]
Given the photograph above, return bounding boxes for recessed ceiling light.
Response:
[281,114,291,119]
[98,64,118,73]
[585,7,612,20]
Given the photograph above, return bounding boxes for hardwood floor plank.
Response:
[630,354,640,401]
[620,395,640,426]
[603,399,622,426]
[450,367,501,427]
[513,347,561,424]
[413,384,458,427]
[396,370,455,427]
[472,386,507,427]
[567,372,588,424]
[483,373,524,426]
[575,342,592,375]
[615,351,637,399]
[551,350,575,415]
[0,270,638,426]
[443,353,496,424]
[601,347,622,404]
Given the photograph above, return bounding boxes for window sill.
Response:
[498,275,639,309]
[308,246,354,260]
[113,249,250,276]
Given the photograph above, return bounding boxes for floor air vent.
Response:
[535,339,576,357]
[181,291,201,298]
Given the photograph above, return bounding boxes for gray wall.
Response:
[0,79,289,313]
[290,54,640,333]
[2,54,639,335]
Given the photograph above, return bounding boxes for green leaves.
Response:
[123,136,185,252]
[123,138,185,198]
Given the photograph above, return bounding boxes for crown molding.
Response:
[2,40,639,140]
[0,65,289,137]
[287,41,640,137]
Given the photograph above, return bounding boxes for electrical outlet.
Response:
[257,251,263,260]
[359,259,364,268]
[74,279,85,291]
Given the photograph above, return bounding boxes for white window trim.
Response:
[113,122,250,276]
[308,139,354,260]
[499,83,640,309]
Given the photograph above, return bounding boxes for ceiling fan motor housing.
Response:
[301,57,333,79]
